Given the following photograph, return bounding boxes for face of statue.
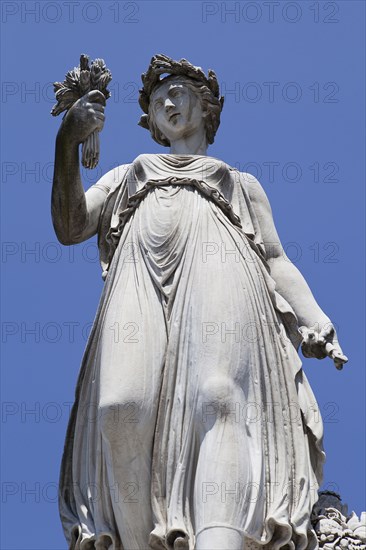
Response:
[150,79,205,143]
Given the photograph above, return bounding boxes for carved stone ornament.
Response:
[311,492,366,550]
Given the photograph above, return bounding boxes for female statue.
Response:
[52,55,347,550]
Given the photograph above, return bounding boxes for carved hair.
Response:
[138,54,224,147]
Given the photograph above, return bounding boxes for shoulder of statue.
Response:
[92,163,132,196]
[235,171,270,208]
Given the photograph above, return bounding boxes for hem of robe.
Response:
[65,520,319,550]
[70,525,120,549]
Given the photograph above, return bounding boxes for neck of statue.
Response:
[169,128,208,156]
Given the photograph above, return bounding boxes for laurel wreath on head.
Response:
[138,54,223,130]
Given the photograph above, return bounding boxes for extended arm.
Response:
[247,174,347,366]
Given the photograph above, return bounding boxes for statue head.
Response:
[138,54,224,147]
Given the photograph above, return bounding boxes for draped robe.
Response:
[59,154,324,550]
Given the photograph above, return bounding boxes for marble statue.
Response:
[51,54,348,550]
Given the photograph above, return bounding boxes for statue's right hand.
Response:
[58,90,106,145]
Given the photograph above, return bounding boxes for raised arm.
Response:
[51,90,107,245]
[246,174,347,367]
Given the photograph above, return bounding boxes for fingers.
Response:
[86,89,107,106]
[87,103,105,114]
[87,104,105,121]
[93,118,104,132]
[87,105,105,129]
[319,323,334,341]
[325,343,348,370]
[334,353,348,370]
[92,104,105,113]
[78,93,105,119]
[91,111,105,121]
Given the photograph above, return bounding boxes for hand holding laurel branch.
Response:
[51,54,112,169]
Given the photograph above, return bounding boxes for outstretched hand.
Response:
[299,323,348,370]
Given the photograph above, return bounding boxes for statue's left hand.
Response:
[299,323,348,370]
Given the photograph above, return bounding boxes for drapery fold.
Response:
[59,154,324,550]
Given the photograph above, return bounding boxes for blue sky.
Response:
[1,1,365,548]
